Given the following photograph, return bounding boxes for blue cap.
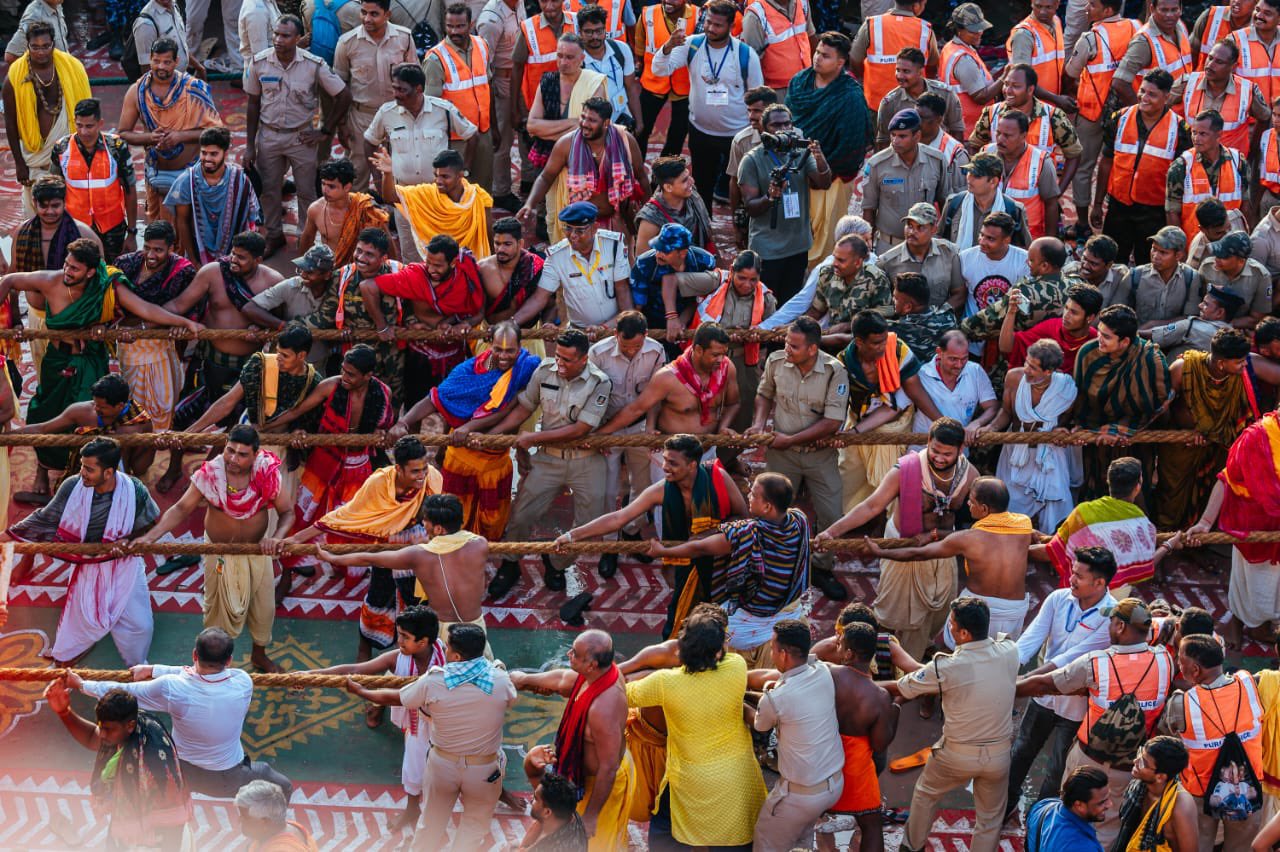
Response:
[558,201,599,225]
[649,223,692,253]
[887,109,921,132]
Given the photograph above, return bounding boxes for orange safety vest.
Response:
[1197,6,1238,70]
[984,141,1049,237]
[1261,127,1280,194]
[1107,105,1180,208]
[1179,671,1265,797]
[1005,14,1064,96]
[694,270,770,365]
[863,13,931,112]
[428,36,491,135]
[1180,146,1244,240]
[1133,20,1191,90]
[1076,646,1174,748]
[1233,26,1280,105]
[1078,19,1140,123]
[566,0,623,40]
[1181,72,1254,156]
[742,0,811,90]
[640,4,697,96]
[59,138,126,234]
[985,100,1057,153]
[941,38,993,132]
[929,130,966,169]
[520,12,578,108]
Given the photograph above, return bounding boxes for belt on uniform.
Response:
[778,770,841,795]
[939,739,1011,756]
[539,446,597,460]
[352,103,381,115]
[260,122,311,133]
[429,746,500,765]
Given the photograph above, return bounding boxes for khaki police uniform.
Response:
[538,230,632,327]
[875,82,966,150]
[897,635,1021,852]
[245,48,347,242]
[424,37,496,193]
[477,0,519,198]
[878,238,965,308]
[862,144,949,254]
[333,24,417,191]
[506,359,614,571]
[758,349,849,579]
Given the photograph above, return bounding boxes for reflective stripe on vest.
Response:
[1181,146,1244,239]
[1136,20,1191,85]
[941,39,993,131]
[1006,15,1064,95]
[1180,671,1265,796]
[743,0,811,89]
[1197,6,1233,70]
[58,139,126,233]
[864,14,931,110]
[985,142,1047,236]
[566,0,622,39]
[1077,646,1173,747]
[641,4,695,96]
[929,131,964,167]
[1233,27,1280,103]
[990,100,1056,152]
[520,13,578,108]
[430,37,491,135]
[1182,72,1253,154]
[1261,128,1280,192]
[1079,19,1139,122]
[1108,106,1179,207]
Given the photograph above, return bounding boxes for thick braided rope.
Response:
[0,668,414,688]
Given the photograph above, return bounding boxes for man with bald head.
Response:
[511,629,632,850]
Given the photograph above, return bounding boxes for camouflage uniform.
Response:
[968,99,1084,159]
[889,306,960,362]
[1164,145,1252,221]
[961,272,1080,393]
[812,263,895,325]
[303,262,405,407]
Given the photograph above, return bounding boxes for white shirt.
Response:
[1016,587,1118,720]
[583,39,636,122]
[82,665,254,770]
[650,36,764,137]
[588,334,667,423]
[238,0,281,65]
[912,357,996,433]
[134,0,191,70]
[364,97,477,185]
[754,661,845,785]
[539,231,631,327]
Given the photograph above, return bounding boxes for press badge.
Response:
[706,85,729,106]
[782,190,801,219]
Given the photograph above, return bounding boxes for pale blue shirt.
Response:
[1017,587,1118,720]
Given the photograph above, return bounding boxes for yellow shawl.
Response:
[414,530,483,598]
[397,180,493,259]
[315,463,442,540]
[973,511,1034,535]
[1258,669,1280,796]
[8,50,91,153]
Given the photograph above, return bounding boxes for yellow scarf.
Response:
[7,50,91,153]
[973,511,1034,535]
[397,180,493,259]
[1258,670,1280,795]
[415,530,483,599]
[316,464,442,540]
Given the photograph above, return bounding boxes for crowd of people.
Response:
[15,0,1280,848]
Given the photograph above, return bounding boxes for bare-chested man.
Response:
[557,434,747,638]
[157,231,283,492]
[511,630,631,847]
[296,157,391,268]
[817,417,980,660]
[479,217,544,327]
[596,322,739,480]
[865,476,1035,648]
[136,424,293,671]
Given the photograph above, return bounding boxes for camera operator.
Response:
[737,103,833,302]
[862,107,950,255]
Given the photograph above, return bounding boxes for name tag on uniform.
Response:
[782,190,800,220]
[541,383,560,390]
[882,177,904,187]
[391,124,408,132]
[568,272,583,278]
[706,85,729,106]
[261,75,282,83]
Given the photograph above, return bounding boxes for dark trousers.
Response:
[638,89,690,157]
[95,221,129,264]
[687,124,734,211]
[180,755,293,800]
[1005,700,1078,818]
[760,251,811,305]
[1103,199,1166,266]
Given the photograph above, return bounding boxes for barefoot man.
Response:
[816,417,979,660]
[864,476,1035,647]
[511,629,633,851]
[319,493,492,656]
[136,424,293,672]
[596,321,739,485]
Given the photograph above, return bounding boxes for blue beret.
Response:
[558,201,599,225]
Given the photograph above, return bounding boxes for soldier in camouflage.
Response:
[805,234,895,332]
[887,271,960,362]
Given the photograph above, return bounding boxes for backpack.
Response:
[121,13,156,83]
[1082,652,1158,767]
[411,21,439,58]
[309,0,353,65]
[686,34,752,85]
[1202,680,1263,821]
[1127,264,1195,311]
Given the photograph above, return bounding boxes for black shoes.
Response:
[813,573,849,601]
[488,560,521,599]
[559,592,592,626]
[542,555,566,592]
[598,552,618,579]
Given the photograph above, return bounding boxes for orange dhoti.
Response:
[440,445,514,540]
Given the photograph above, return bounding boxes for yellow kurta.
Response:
[624,653,766,846]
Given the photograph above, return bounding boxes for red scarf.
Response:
[670,350,729,426]
[553,663,620,793]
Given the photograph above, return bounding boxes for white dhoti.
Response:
[727,600,804,668]
[398,715,431,796]
[1228,548,1280,629]
[943,588,1028,648]
[51,556,153,665]
[117,338,182,431]
[874,517,957,660]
